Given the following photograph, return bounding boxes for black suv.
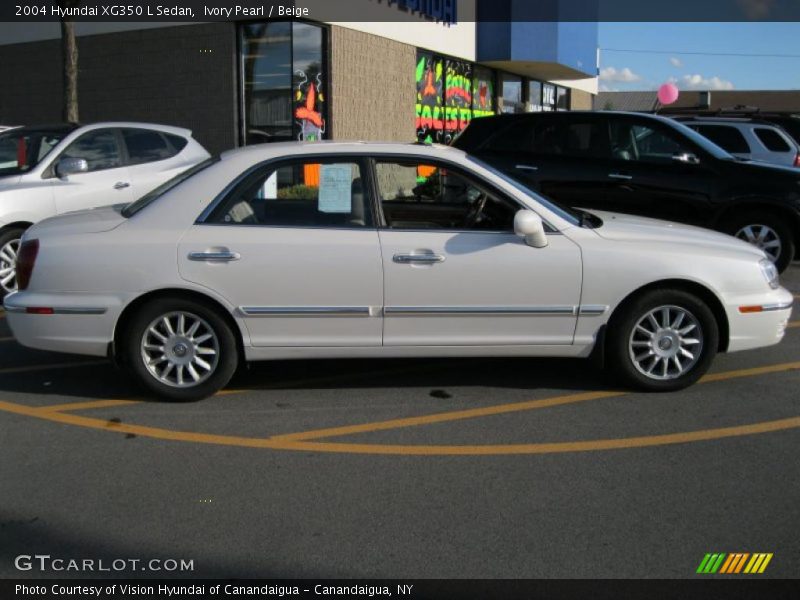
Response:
[452,111,800,271]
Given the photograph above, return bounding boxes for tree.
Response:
[61,0,80,122]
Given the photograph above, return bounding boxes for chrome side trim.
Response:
[2,305,107,315]
[240,306,372,317]
[761,301,794,312]
[384,306,577,316]
[578,305,609,316]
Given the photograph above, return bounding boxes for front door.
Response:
[50,128,134,213]
[373,158,582,346]
[178,157,383,347]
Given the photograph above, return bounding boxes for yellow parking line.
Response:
[39,399,141,413]
[275,361,800,442]
[0,360,108,375]
[788,321,800,329]
[0,336,14,342]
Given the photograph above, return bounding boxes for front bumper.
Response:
[724,287,794,353]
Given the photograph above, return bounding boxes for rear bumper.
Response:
[724,287,794,352]
[3,291,121,357]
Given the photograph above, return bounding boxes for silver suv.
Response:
[675,116,800,168]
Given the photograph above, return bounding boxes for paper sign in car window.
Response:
[258,170,278,200]
[318,164,352,213]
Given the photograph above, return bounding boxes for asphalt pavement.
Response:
[1,265,799,579]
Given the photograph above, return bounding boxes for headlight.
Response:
[759,259,779,289]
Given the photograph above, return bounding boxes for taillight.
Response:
[794,153,800,168]
[15,239,39,291]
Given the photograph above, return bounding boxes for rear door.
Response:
[178,156,384,347]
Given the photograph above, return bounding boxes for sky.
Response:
[598,23,800,91]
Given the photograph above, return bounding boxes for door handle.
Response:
[515,164,539,172]
[188,251,241,262]
[113,181,130,189]
[608,173,633,180]
[393,253,445,264]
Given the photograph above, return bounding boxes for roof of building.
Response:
[595,90,800,114]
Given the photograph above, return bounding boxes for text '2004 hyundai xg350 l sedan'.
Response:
[3,142,794,400]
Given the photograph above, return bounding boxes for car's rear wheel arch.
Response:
[606,279,729,353]
[113,288,246,367]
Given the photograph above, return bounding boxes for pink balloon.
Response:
[658,83,679,105]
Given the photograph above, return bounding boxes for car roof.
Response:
[673,116,781,126]
[219,140,465,162]
[76,122,193,136]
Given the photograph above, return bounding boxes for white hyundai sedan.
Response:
[3,142,794,401]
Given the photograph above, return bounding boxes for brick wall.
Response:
[0,23,237,155]
[329,25,417,142]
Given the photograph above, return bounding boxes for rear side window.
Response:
[122,128,177,165]
[754,128,792,152]
[165,133,188,153]
[690,125,750,154]
[205,159,372,228]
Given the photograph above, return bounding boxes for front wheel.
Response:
[607,289,719,392]
[0,227,26,299]
[123,298,239,401]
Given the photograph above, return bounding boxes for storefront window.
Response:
[528,80,543,112]
[556,86,570,111]
[416,52,445,144]
[501,74,524,114]
[241,22,326,145]
[542,83,557,112]
[472,66,495,119]
[444,59,473,142]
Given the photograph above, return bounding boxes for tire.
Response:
[722,211,795,273]
[0,227,26,299]
[607,289,719,392]
[123,297,239,401]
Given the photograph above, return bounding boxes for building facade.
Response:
[0,1,598,154]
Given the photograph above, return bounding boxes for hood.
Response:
[587,210,766,259]
[27,204,127,237]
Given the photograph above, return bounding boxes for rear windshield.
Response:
[0,126,73,176]
[121,157,219,218]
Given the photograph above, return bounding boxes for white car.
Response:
[0,122,210,296]
[3,142,794,401]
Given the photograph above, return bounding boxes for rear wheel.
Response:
[0,227,26,298]
[607,289,719,392]
[723,211,795,273]
[123,297,239,401]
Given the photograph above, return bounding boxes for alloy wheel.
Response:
[0,238,20,294]
[140,311,220,388]
[628,305,704,381]
[735,224,782,263]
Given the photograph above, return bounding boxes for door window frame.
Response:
[196,154,377,230]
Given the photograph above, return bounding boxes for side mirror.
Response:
[672,152,700,165]
[514,209,548,248]
[55,157,88,178]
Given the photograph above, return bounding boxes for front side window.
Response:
[609,122,690,164]
[206,160,370,228]
[690,125,749,154]
[60,129,122,172]
[375,160,519,231]
[122,129,176,165]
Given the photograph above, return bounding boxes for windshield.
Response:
[465,155,582,227]
[121,157,219,218]
[0,126,73,176]
[664,119,735,160]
